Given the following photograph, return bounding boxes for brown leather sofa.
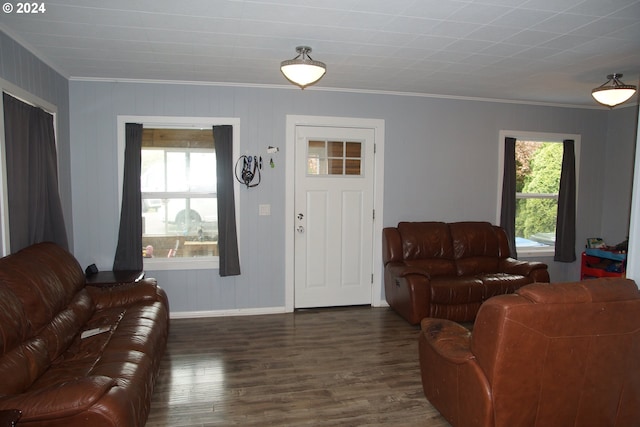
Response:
[383,221,549,324]
[0,242,169,426]
[418,277,640,427]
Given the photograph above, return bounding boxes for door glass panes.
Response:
[328,141,343,157]
[307,140,362,176]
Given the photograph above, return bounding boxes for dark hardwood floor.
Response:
[146,306,452,426]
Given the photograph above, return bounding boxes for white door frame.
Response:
[285,115,385,312]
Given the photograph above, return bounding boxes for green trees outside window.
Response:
[515,141,562,245]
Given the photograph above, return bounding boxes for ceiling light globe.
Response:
[591,73,637,107]
[592,87,637,107]
[280,46,326,89]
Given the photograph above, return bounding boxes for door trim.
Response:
[285,115,385,312]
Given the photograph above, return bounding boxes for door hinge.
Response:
[372,209,375,220]
[374,143,376,154]
[371,274,374,284]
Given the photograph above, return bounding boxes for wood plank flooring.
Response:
[146,306,452,427]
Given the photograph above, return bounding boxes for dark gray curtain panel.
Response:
[113,123,143,271]
[554,139,576,262]
[500,137,517,258]
[3,93,68,252]
[214,125,241,276]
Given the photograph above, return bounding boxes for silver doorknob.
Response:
[297,226,305,233]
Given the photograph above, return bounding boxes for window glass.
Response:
[307,140,363,176]
[515,141,562,249]
[141,128,217,259]
[327,140,343,157]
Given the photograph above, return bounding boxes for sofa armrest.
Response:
[386,262,430,279]
[384,262,433,325]
[0,376,114,423]
[382,227,403,264]
[499,257,548,278]
[420,318,474,363]
[87,278,165,311]
[0,410,20,427]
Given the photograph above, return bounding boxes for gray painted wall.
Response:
[601,106,639,246]
[0,31,72,248]
[68,80,636,314]
[2,30,635,315]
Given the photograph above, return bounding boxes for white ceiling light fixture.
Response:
[280,46,326,89]
[591,73,637,108]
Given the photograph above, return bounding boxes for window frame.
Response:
[497,130,580,257]
[117,116,240,271]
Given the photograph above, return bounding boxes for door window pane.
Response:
[346,142,361,158]
[346,159,361,175]
[307,140,363,176]
[328,141,343,157]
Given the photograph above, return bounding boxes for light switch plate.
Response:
[259,204,271,216]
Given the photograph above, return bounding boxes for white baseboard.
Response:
[170,306,288,319]
[170,301,389,319]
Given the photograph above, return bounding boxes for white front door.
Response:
[294,125,375,308]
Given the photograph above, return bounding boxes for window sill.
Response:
[516,248,555,258]
[143,257,219,271]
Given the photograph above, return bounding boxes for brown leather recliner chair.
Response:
[419,277,640,427]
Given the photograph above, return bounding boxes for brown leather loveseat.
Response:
[383,221,549,324]
[419,278,640,427]
[0,242,169,426]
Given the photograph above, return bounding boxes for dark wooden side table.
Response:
[0,409,21,427]
[86,270,145,287]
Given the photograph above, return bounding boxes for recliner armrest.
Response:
[499,257,547,277]
[420,318,474,363]
[87,278,166,310]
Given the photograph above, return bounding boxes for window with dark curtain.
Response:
[2,92,68,252]
[500,137,517,258]
[115,122,240,275]
[213,125,241,276]
[500,135,576,262]
[113,123,143,271]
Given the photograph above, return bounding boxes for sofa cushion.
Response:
[398,222,455,262]
[431,276,484,304]
[450,222,500,275]
[480,273,532,299]
[0,337,49,395]
[0,243,86,334]
[39,289,95,364]
[405,259,457,277]
[0,286,29,355]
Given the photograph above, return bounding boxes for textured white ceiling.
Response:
[1,0,639,106]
